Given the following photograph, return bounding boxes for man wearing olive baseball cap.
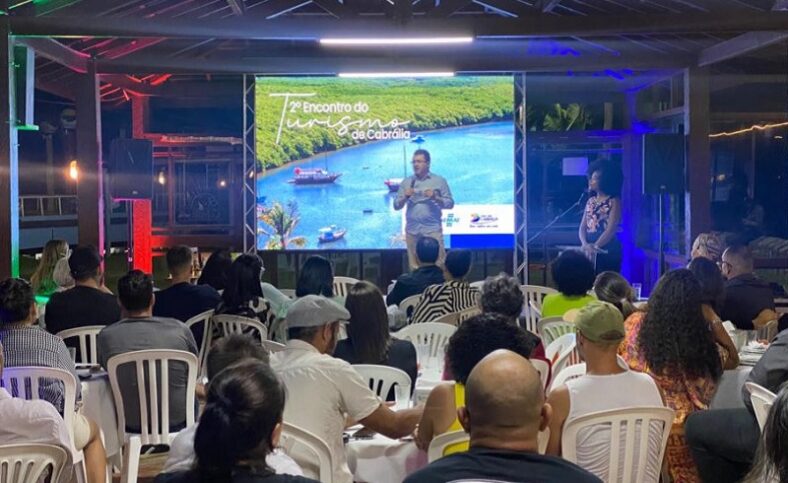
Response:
[544,301,666,478]
[270,295,423,483]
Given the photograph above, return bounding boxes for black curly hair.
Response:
[551,250,595,296]
[588,161,624,198]
[687,257,725,311]
[0,278,34,325]
[638,269,722,380]
[446,312,537,384]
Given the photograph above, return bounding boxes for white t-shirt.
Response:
[564,358,664,483]
[271,339,381,483]
[161,423,303,475]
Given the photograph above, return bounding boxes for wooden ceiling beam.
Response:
[226,0,246,15]
[15,37,89,73]
[698,31,788,66]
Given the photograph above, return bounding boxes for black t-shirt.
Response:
[404,447,602,483]
[45,286,121,335]
[386,265,445,307]
[153,282,222,322]
[720,274,776,330]
[334,337,418,399]
[155,469,317,483]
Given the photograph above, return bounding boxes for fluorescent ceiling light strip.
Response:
[321,37,473,46]
[338,72,455,78]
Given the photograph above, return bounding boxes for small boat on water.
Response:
[288,168,342,185]
[318,225,347,243]
[411,135,426,144]
[384,178,403,193]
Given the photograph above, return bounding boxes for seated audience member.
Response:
[97,270,198,433]
[592,271,638,320]
[271,295,422,483]
[45,245,121,335]
[688,257,739,369]
[685,320,788,483]
[386,237,445,307]
[0,278,107,483]
[0,340,76,483]
[415,313,540,454]
[30,239,69,297]
[405,350,601,483]
[162,335,302,476]
[541,250,596,318]
[619,269,724,483]
[741,387,788,483]
[719,244,779,331]
[52,257,74,292]
[479,273,550,381]
[215,254,274,328]
[334,281,417,397]
[196,248,232,292]
[262,255,342,319]
[546,301,665,480]
[411,249,477,323]
[154,245,221,322]
[690,232,723,264]
[154,360,317,483]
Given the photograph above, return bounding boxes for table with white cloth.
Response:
[80,372,121,459]
[346,434,426,483]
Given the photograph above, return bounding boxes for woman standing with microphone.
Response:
[579,162,624,274]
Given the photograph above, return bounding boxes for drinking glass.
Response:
[394,384,411,410]
[632,283,643,300]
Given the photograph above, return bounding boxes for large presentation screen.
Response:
[255,76,514,250]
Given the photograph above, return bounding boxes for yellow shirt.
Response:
[541,293,596,318]
[443,383,469,455]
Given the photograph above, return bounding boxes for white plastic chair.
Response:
[528,300,542,320]
[210,314,268,342]
[185,309,214,376]
[0,444,70,483]
[428,430,468,462]
[106,350,198,483]
[262,340,287,353]
[548,363,587,392]
[538,317,575,347]
[353,364,412,400]
[745,381,777,430]
[546,333,581,378]
[280,422,333,483]
[520,285,558,334]
[332,276,360,298]
[469,281,485,290]
[396,323,457,361]
[531,359,551,391]
[457,306,482,323]
[56,326,104,366]
[279,288,296,299]
[399,294,421,321]
[433,311,461,326]
[562,407,675,483]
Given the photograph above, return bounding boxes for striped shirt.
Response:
[411,281,479,323]
[0,325,81,413]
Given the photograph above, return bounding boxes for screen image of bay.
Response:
[255,76,514,250]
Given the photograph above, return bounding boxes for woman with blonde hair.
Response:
[30,239,69,296]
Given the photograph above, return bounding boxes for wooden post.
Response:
[0,12,20,278]
[75,59,105,251]
[684,66,712,256]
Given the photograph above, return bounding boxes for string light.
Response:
[709,121,788,139]
[68,160,79,181]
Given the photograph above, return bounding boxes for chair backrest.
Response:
[531,359,551,390]
[469,281,485,290]
[0,444,70,483]
[332,276,360,298]
[396,323,457,361]
[106,349,198,446]
[185,309,214,376]
[548,363,587,392]
[262,340,287,353]
[528,300,542,320]
[0,367,76,429]
[520,285,558,334]
[56,326,104,366]
[745,381,777,430]
[433,311,460,326]
[428,430,468,462]
[280,422,333,482]
[353,364,412,400]
[545,333,581,377]
[211,314,268,343]
[457,306,482,324]
[562,407,675,483]
[399,294,421,321]
[538,317,575,347]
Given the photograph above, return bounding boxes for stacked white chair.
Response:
[107,350,198,483]
[281,422,333,482]
[56,326,104,366]
[745,381,777,430]
[537,317,575,347]
[520,285,558,334]
[332,276,360,298]
[545,333,581,378]
[353,365,412,400]
[0,444,70,483]
[562,407,675,483]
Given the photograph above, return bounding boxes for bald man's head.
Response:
[458,349,550,452]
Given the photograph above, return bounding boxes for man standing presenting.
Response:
[394,149,454,269]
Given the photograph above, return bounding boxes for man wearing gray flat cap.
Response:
[271,295,423,483]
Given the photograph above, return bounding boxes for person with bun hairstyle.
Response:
[155,359,317,483]
[592,271,638,320]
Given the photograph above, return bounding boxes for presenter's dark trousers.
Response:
[685,408,760,483]
[406,231,445,270]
